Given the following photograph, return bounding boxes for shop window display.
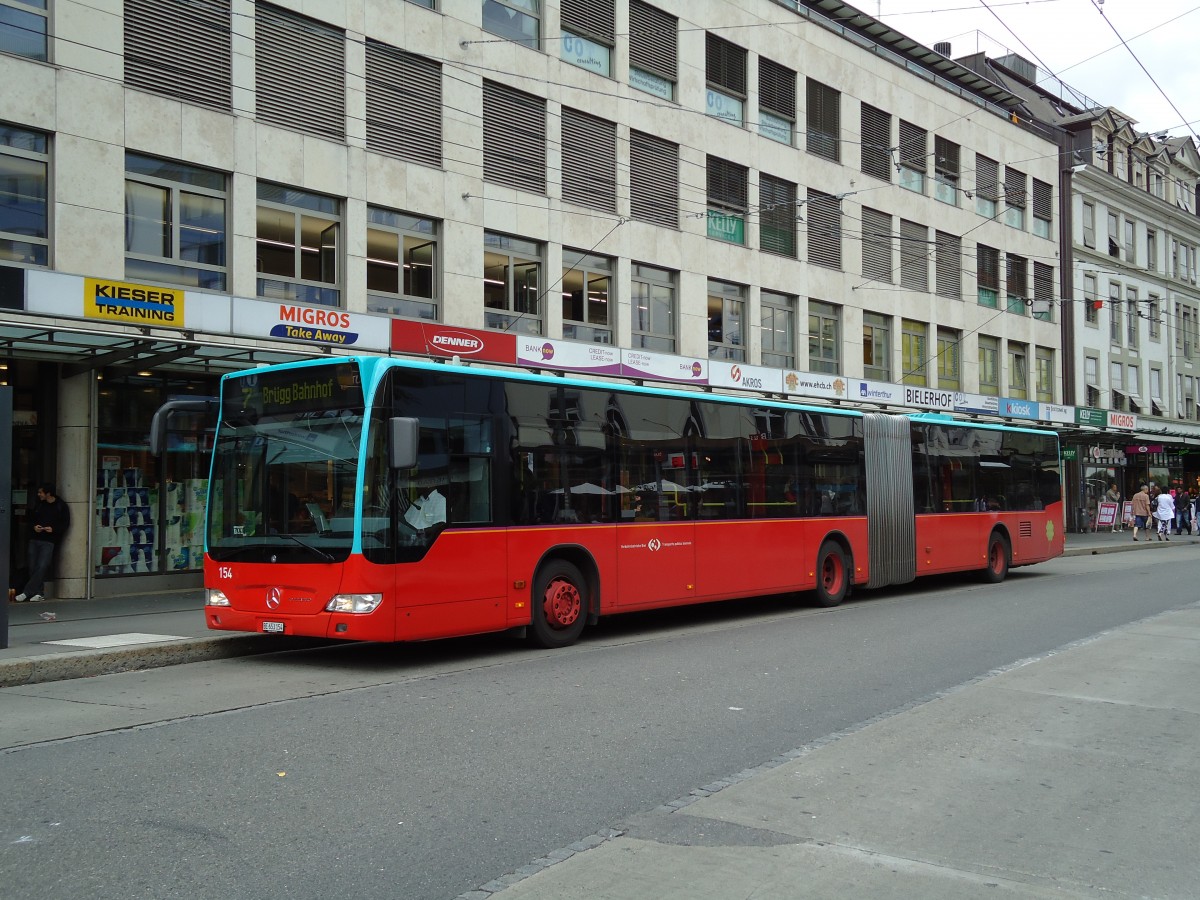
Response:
[94,372,216,576]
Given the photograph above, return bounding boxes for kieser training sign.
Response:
[84,278,184,327]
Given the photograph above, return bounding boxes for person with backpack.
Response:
[1130,484,1151,541]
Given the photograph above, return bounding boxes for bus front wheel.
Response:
[813,541,849,607]
[981,532,1010,583]
[530,560,587,649]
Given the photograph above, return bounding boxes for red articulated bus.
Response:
[198,356,1064,648]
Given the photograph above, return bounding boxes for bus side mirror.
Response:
[389,417,419,470]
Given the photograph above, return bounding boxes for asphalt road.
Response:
[0,548,1190,900]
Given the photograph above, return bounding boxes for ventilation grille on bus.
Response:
[1019,521,1033,538]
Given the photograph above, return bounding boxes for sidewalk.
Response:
[2,527,1196,689]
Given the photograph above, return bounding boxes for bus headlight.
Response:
[325,593,383,614]
[206,589,231,607]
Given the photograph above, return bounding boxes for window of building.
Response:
[1035,348,1054,403]
[935,231,961,300]
[979,335,1000,396]
[1126,285,1139,348]
[0,124,48,266]
[1,0,47,60]
[937,327,960,390]
[483,80,546,194]
[1004,166,1026,229]
[1110,360,1124,410]
[975,155,998,217]
[256,182,341,307]
[706,156,747,246]
[1032,261,1053,322]
[366,207,438,320]
[630,130,678,228]
[483,231,542,334]
[707,279,745,361]
[934,137,959,205]
[1084,273,1098,326]
[125,153,227,290]
[1110,283,1122,344]
[1124,218,1136,263]
[860,207,892,282]
[1127,364,1142,412]
[899,219,927,293]
[1008,342,1028,399]
[256,4,345,141]
[562,107,617,213]
[901,319,927,386]
[1006,253,1028,316]
[628,1,676,100]
[808,300,840,374]
[631,263,676,352]
[1149,294,1161,340]
[977,244,999,308]
[561,250,612,343]
[806,189,841,269]
[758,57,795,145]
[1082,201,1095,248]
[806,79,840,161]
[760,291,795,368]
[1147,228,1157,272]
[863,312,891,382]
[1108,211,1120,257]
[860,104,891,182]
[126,0,231,110]
[705,33,745,126]
[759,173,796,257]
[407,0,436,7]
[1150,368,1164,415]
[482,0,539,49]
[560,0,613,75]
[1085,356,1099,407]
[1032,178,1052,238]
[898,121,926,193]
[365,41,442,167]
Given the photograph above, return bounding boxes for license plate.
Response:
[262,621,285,634]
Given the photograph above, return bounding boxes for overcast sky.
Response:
[874,0,1200,139]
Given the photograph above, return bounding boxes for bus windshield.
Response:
[207,362,365,563]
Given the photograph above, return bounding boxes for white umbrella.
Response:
[569,482,611,495]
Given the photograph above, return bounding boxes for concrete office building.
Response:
[0,0,1063,599]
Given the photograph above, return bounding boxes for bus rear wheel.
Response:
[813,541,849,607]
[530,560,587,649]
[981,532,1010,583]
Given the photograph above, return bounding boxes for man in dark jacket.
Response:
[14,482,70,603]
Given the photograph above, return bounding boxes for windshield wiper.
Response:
[276,532,336,562]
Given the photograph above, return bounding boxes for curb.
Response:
[0,634,335,688]
[1062,538,1188,558]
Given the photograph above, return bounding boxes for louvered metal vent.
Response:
[1019,521,1033,538]
[256,4,345,141]
[629,1,677,80]
[900,219,927,291]
[935,232,961,299]
[759,58,795,119]
[899,120,927,172]
[365,41,441,167]
[806,80,840,161]
[630,130,678,228]
[125,0,232,111]
[482,80,546,195]
[759,174,796,257]
[861,208,893,281]
[807,190,841,269]
[561,107,616,213]
[860,104,891,181]
[561,0,614,44]
[705,34,745,95]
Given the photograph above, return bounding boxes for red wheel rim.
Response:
[990,542,1004,574]
[821,554,844,596]
[543,577,581,629]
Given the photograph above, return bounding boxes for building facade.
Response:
[1,0,1067,599]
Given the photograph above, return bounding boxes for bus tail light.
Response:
[207,589,231,607]
[326,593,383,614]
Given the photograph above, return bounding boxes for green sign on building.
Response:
[1075,408,1107,427]
[1061,448,1077,461]
[706,211,745,244]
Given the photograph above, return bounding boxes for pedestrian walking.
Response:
[1130,484,1151,541]
[1175,488,1191,535]
[1153,487,1176,541]
[13,483,71,602]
